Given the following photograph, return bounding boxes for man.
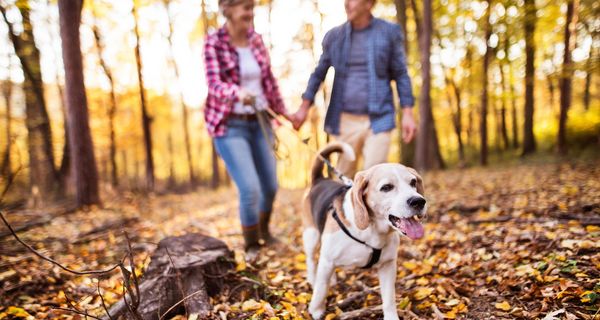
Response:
[292,0,417,177]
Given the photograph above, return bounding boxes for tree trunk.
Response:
[168,132,176,188]
[414,0,444,171]
[499,64,510,149]
[522,0,537,156]
[45,0,71,189]
[395,0,415,167]
[1,77,12,180]
[91,13,119,186]
[480,0,492,165]
[494,98,502,152]
[505,37,519,149]
[547,74,556,111]
[583,62,591,111]
[464,46,475,150]
[58,0,100,207]
[132,1,155,191]
[557,0,578,154]
[104,234,235,320]
[57,77,71,188]
[163,0,196,186]
[448,77,465,163]
[121,150,129,187]
[1,3,59,201]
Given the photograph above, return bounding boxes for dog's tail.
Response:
[311,141,355,184]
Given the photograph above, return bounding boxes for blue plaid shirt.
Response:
[302,17,415,135]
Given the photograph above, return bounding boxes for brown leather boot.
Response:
[259,211,281,246]
[242,225,260,262]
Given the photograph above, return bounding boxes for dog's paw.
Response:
[308,303,325,320]
[382,311,400,320]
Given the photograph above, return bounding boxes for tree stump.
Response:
[104,233,235,319]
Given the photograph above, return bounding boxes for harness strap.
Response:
[330,204,382,269]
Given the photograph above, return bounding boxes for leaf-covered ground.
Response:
[1,160,599,319]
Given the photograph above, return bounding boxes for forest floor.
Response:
[1,159,599,319]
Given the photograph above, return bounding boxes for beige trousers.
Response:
[334,113,391,178]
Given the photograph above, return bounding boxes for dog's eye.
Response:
[380,184,394,192]
[410,179,417,188]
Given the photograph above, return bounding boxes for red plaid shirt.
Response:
[203,26,287,137]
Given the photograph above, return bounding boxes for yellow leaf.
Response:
[445,299,460,306]
[241,299,261,311]
[235,251,246,271]
[417,263,433,275]
[6,307,31,318]
[403,261,417,270]
[495,301,511,311]
[280,301,296,313]
[398,296,410,309]
[416,277,429,285]
[586,225,600,233]
[414,287,434,300]
[325,314,337,320]
[445,310,457,319]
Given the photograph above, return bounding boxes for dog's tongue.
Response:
[399,217,424,240]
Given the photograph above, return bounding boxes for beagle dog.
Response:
[302,142,427,320]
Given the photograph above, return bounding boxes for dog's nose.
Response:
[407,197,426,210]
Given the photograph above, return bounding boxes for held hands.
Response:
[288,99,311,130]
[401,107,417,143]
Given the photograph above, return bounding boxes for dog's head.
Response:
[350,163,426,240]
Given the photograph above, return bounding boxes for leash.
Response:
[261,107,353,187]
[328,190,382,269]
[243,96,352,186]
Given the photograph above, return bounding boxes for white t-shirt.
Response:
[232,47,267,114]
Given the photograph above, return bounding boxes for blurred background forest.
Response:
[0,0,598,208]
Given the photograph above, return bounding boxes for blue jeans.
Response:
[214,118,278,227]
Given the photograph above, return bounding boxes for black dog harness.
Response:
[330,204,383,269]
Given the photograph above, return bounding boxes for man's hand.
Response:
[290,99,311,130]
[401,107,417,143]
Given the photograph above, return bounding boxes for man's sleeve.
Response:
[390,24,415,107]
[301,31,333,103]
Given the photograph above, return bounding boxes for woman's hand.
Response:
[239,89,256,106]
[289,99,311,130]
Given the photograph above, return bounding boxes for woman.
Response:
[203,0,294,260]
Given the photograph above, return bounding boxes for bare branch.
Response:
[51,307,102,320]
[97,280,114,320]
[0,211,121,275]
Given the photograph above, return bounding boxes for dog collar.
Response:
[330,205,382,269]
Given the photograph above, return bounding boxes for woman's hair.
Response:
[219,0,245,5]
[218,0,250,18]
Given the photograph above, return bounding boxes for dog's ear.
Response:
[406,167,425,196]
[351,171,370,230]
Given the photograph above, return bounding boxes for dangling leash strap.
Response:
[329,199,382,269]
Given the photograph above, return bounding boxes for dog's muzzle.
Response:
[388,215,424,240]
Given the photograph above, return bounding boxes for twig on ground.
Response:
[336,286,379,310]
[338,305,423,320]
[51,307,102,320]
[0,211,143,319]
[158,289,210,320]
